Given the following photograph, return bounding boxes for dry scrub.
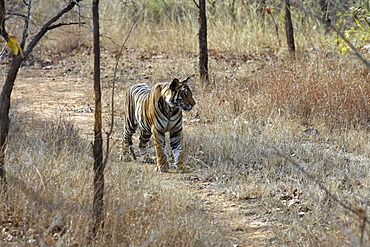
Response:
[182,53,370,246]
[1,114,228,246]
[1,0,370,246]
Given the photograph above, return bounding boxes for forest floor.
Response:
[6,61,279,246]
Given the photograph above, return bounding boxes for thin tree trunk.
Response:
[284,0,295,53]
[320,0,331,33]
[0,0,81,189]
[0,57,22,187]
[198,0,209,82]
[0,0,9,187]
[92,0,105,236]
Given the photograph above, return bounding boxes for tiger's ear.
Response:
[182,76,194,84]
[170,78,180,91]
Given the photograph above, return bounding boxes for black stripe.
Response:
[170,128,182,138]
[158,96,170,119]
[157,118,165,130]
[155,127,165,137]
[170,137,181,149]
[172,116,182,128]
[172,108,179,115]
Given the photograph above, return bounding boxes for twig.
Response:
[5,12,27,19]
[266,140,370,225]
[21,0,31,49]
[6,12,39,36]
[290,2,370,70]
[161,0,168,7]
[188,155,209,168]
[267,12,281,47]
[48,22,86,31]
[45,215,64,235]
[23,0,83,59]
[192,0,199,9]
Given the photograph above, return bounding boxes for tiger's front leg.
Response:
[170,129,190,173]
[152,128,169,172]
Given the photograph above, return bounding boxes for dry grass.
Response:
[181,52,370,245]
[1,114,228,246]
[1,0,370,246]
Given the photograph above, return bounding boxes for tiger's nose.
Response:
[189,102,196,111]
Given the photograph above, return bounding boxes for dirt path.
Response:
[10,72,275,246]
[12,72,95,137]
[183,174,276,247]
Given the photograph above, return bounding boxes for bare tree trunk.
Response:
[92,0,105,236]
[0,0,82,190]
[284,0,295,53]
[0,57,22,188]
[0,0,10,188]
[320,0,331,33]
[198,0,209,82]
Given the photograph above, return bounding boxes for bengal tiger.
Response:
[121,77,196,172]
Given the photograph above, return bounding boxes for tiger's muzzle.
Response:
[181,101,196,111]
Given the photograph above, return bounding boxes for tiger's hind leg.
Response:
[139,130,156,164]
[121,121,137,162]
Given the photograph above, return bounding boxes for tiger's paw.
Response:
[155,165,169,173]
[177,165,192,173]
[121,155,134,162]
[140,155,156,164]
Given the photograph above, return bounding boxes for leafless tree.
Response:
[193,0,209,83]
[91,0,105,236]
[0,0,82,190]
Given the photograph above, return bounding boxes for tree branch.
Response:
[192,0,199,9]
[267,141,370,225]
[24,0,83,59]
[291,2,370,70]
[5,12,28,20]
[48,22,86,31]
[0,0,9,42]
[21,0,31,50]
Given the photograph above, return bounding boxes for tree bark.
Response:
[0,0,8,186]
[284,0,295,53]
[198,0,209,82]
[92,0,105,236]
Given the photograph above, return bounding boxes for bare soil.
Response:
[6,63,277,246]
[12,69,95,137]
[185,176,278,246]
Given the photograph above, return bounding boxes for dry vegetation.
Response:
[1,0,370,246]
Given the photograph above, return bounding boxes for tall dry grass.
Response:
[181,52,370,245]
[1,0,370,246]
[8,0,335,56]
[1,113,229,246]
[111,49,370,245]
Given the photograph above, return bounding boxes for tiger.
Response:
[121,77,196,172]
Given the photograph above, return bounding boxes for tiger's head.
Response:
[163,77,196,111]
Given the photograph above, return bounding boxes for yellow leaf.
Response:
[7,36,24,58]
